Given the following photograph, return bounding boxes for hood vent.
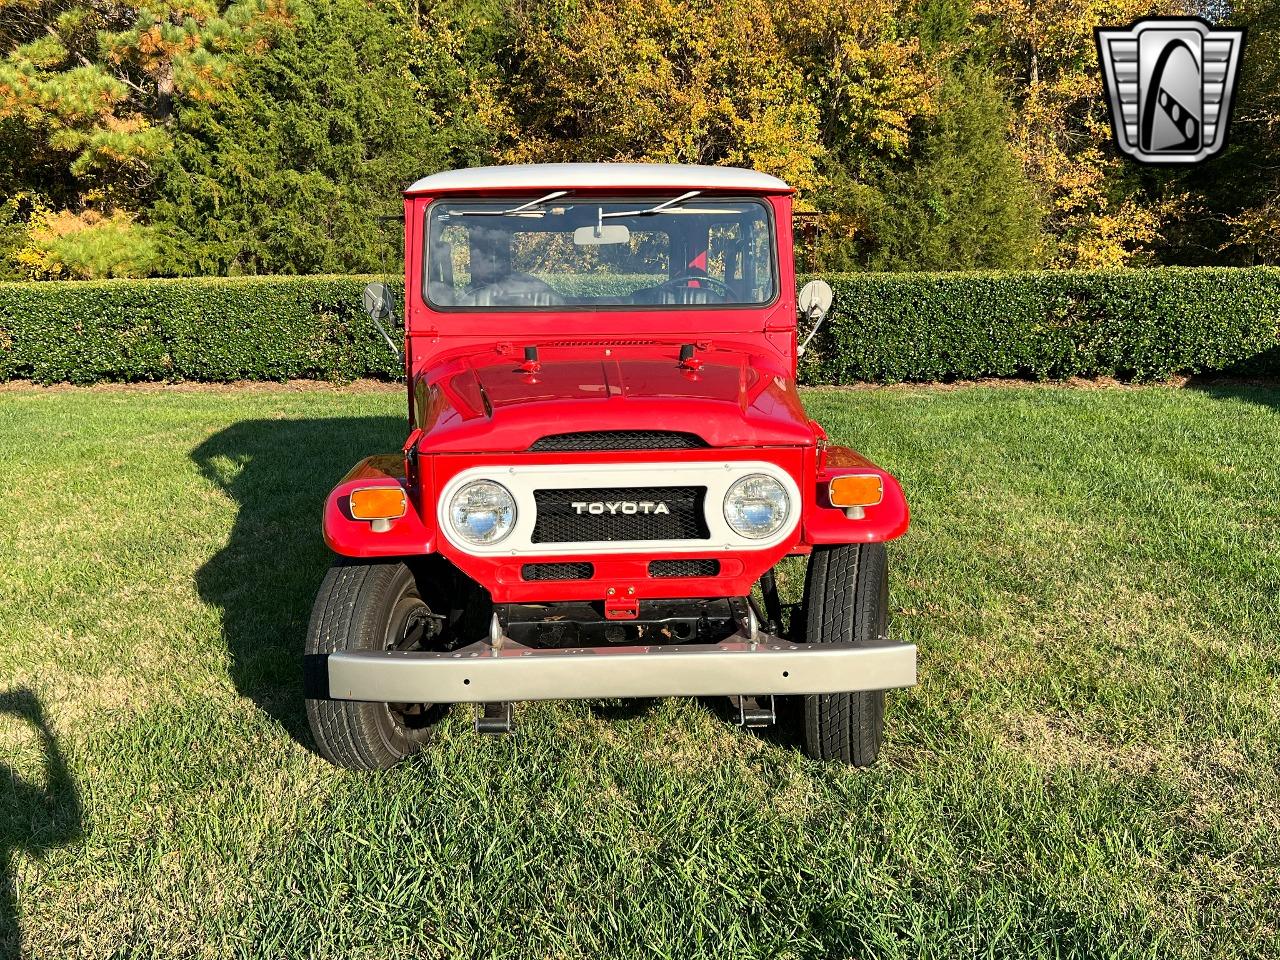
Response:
[530,430,706,452]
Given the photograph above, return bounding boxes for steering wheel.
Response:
[655,272,732,300]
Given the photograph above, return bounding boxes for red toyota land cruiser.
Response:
[304,163,914,770]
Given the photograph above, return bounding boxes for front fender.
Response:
[323,455,435,558]
[803,445,910,544]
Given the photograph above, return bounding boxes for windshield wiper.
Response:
[455,191,570,217]
[601,191,702,219]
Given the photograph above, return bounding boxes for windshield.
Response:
[424,196,776,310]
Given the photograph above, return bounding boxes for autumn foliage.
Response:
[0,0,1275,278]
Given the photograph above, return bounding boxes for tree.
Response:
[1220,0,1280,263]
[151,0,509,274]
[4,0,1272,277]
[501,0,938,269]
[972,0,1187,267]
[798,0,1042,270]
[0,0,280,274]
[834,66,1045,270]
[501,0,825,191]
[0,0,282,207]
[1162,0,1280,265]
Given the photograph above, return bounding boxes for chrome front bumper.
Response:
[307,633,917,703]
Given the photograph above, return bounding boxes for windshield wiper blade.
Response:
[601,191,702,219]
[455,191,570,217]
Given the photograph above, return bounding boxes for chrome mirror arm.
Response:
[369,313,402,365]
[797,307,829,357]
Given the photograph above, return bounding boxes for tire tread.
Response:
[305,560,428,771]
[801,543,888,766]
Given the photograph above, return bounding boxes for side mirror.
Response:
[797,279,833,321]
[361,281,402,365]
[796,279,835,358]
[362,281,397,322]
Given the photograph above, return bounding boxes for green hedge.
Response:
[1,268,1277,384]
[0,275,399,384]
[803,267,1280,383]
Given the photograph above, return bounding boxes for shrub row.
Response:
[803,267,1280,383]
[1,268,1277,384]
[0,275,400,384]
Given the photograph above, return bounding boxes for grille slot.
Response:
[649,559,721,578]
[530,431,706,452]
[522,562,594,581]
[531,486,709,544]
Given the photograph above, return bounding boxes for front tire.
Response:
[305,560,447,770]
[800,543,889,766]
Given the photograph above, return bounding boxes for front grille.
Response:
[531,486,709,544]
[530,430,706,452]
[649,559,721,578]
[522,562,594,581]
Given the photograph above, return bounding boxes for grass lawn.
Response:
[0,381,1277,959]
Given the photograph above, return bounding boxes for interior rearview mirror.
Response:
[573,223,631,246]
[797,279,833,321]
[362,281,397,321]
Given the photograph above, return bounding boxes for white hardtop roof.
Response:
[405,163,791,195]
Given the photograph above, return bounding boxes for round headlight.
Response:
[723,474,790,539]
[448,480,516,545]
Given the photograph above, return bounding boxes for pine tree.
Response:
[807,0,1043,270]
[0,0,280,274]
[152,0,508,275]
[0,0,279,210]
[854,66,1045,270]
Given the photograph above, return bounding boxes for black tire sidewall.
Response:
[306,560,441,769]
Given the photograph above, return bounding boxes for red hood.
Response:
[413,342,814,453]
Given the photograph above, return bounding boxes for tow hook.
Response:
[604,588,639,620]
[732,695,776,728]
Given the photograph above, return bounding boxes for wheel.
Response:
[799,542,889,766]
[305,559,448,770]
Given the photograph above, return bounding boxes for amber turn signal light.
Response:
[349,486,407,521]
[829,474,883,508]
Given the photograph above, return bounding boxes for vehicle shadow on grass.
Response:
[192,416,406,744]
[0,687,82,959]
[1182,375,1280,412]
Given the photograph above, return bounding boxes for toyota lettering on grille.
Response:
[571,501,671,516]
[532,486,707,543]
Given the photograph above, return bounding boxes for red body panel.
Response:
[806,445,911,544]
[323,455,435,558]
[409,340,812,454]
[325,182,910,600]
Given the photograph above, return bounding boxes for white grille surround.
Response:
[436,461,802,557]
